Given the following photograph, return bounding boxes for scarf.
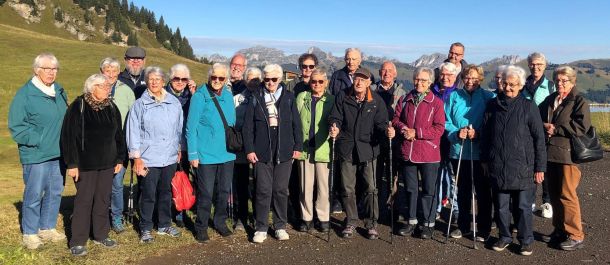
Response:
[32,76,56,97]
[413,89,429,106]
[84,92,111,111]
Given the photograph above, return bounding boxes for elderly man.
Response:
[435,42,467,88]
[329,48,374,96]
[228,53,248,95]
[118,46,147,99]
[286,53,318,95]
[328,67,393,240]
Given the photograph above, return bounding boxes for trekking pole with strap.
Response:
[445,134,466,243]
[127,163,136,225]
[328,136,336,243]
[229,180,235,227]
[469,125,478,250]
[388,122,394,244]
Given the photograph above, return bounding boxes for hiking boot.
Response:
[93,238,117,248]
[541,229,567,243]
[450,228,462,239]
[217,226,233,237]
[22,234,43,250]
[70,245,87,257]
[275,229,290,241]
[420,226,433,240]
[318,222,330,233]
[252,231,267,243]
[560,238,584,251]
[157,226,181,237]
[140,230,154,243]
[475,234,490,242]
[367,227,379,240]
[332,200,343,214]
[541,203,553,219]
[234,220,245,232]
[195,230,209,243]
[493,240,510,251]
[398,224,415,236]
[175,219,185,228]
[298,221,312,232]
[341,225,355,238]
[520,243,533,256]
[38,229,66,242]
[112,217,125,234]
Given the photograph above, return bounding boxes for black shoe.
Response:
[175,219,185,228]
[93,238,117,248]
[332,201,343,214]
[317,222,330,233]
[560,238,584,251]
[217,226,233,237]
[493,240,510,251]
[195,230,209,243]
[70,245,87,256]
[475,234,489,243]
[542,229,567,243]
[520,243,533,256]
[420,226,433,240]
[398,224,415,236]
[298,221,312,232]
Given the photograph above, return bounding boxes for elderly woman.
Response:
[232,67,262,231]
[9,53,68,250]
[445,65,495,241]
[186,63,236,242]
[243,64,303,243]
[538,66,591,251]
[392,67,445,239]
[492,65,508,94]
[98,57,135,233]
[295,69,334,233]
[481,65,546,256]
[286,53,318,95]
[61,74,125,256]
[126,66,183,243]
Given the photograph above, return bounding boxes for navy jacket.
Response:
[328,66,375,96]
[118,69,147,99]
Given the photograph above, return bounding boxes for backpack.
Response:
[171,167,195,211]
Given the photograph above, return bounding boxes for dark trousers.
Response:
[69,167,114,247]
[233,162,251,224]
[494,188,534,245]
[138,164,177,232]
[340,159,378,229]
[375,141,399,223]
[254,159,293,232]
[400,161,439,227]
[451,159,492,235]
[195,161,234,232]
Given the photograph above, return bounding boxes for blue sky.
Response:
[131,0,610,63]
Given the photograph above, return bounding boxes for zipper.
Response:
[256,93,273,163]
[407,100,419,161]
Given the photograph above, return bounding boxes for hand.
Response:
[543,123,555,136]
[406,128,416,141]
[467,128,476,139]
[190,159,199,169]
[188,80,197,94]
[329,123,340,138]
[114,164,123,174]
[534,171,544,184]
[459,128,468,140]
[134,158,147,177]
[386,122,395,139]
[247,152,259,164]
[67,168,79,182]
[292,151,301,159]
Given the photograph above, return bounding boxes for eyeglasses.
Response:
[40,67,59,73]
[301,64,315,70]
[148,77,163,83]
[414,79,430,83]
[210,76,226,82]
[449,52,463,56]
[263,77,279,83]
[556,79,571,84]
[93,83,111,90]
[529,63,546,68]
[126,57,144,61]
[504,82,520,88]
[172,77,189,83]
[310,79,324,85]
[463,77,479,81]
[231,63,246,68]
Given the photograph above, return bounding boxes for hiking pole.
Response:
[229,181,234,227]
[127,162,135,225]
[388,122,394,245]
[328,136,336,243]
[445,136,466,243]
[469,125,478,250]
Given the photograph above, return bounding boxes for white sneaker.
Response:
[275,229,289,241]
[541,202,553,218]
[38,229,66,242]
[23,234,43,250]
[252,231,267,243]
[531,203,536,213]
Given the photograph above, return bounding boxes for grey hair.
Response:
[99,57,120,71]
[503,65,527,86]
[495,64,509,75]
[344,47,362,58]
[413,67,435,84]
[263,64,283,80]
[83,74,108,93]
[527,52,547,64]
[310,69,328,80]
[208,63,229,78]
[32,52,59,73]
[144,66,167,85]
[169,63,191,79]
[439,62,459,75]
[245,67,262,80]
[231,53,248,65]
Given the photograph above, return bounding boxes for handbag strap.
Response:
[207,88,230,130]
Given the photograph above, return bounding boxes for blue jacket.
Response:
[328,66,375,96]
[522,75,555,106]
[445,87,495,160]
[126,90,183,167]
[186,85,236,164]
[9,79,68,164]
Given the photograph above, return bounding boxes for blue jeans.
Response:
[21,159,64,235]
[138,164,177,232]
[111,166,126,220]
[437,160,458,213]
[495,188,535,245]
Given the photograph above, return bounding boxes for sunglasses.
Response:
[171,77,189,83]
[310,80,325,85]
[300,64,315,70]
[263,77,279,83]
[210,76,226,82]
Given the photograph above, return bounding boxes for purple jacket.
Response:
[392,90,445,163]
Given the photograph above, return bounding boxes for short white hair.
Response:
[413,67,435,84]
[495,64,509,75]
[439,62,459,75]
[245,67,262,80]
[170,63,191,79]
[527,52,547,64]
[144,66,167,84]
[263,64,283,79]
[503,65,527,86]
[33,53,59,73]
[208,63,229,78]
[231,53,248,65]
[344,47,361,58]
[83,74,108,93]
[99,57,120,71]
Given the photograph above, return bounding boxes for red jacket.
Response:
[392,91,445,163]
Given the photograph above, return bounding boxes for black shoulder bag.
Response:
[208,90,243,153]
[571,126,603,163]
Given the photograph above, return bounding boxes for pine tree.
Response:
[84,10,92,24]
[156,16,167,41]
[54,8,64,22]
[127,31,138,46]
[179,37,195,59]
[146,11,156,31]
[121,0,128,14]
[111,31,122,42]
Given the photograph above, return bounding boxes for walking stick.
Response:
[388,124,394,244]
[127,163,136,225]
[469,125,478,250]
[328,136,336,243]
[445,137,465,243]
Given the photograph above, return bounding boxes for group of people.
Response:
[9,42,591,257]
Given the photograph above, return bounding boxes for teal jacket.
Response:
[522,75,555,106]
[9,79,68,164]
[295,91,334,162]
[186,84,236,164]
[445,87,495,160]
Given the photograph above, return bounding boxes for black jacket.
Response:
[481,94,546,191]
[328,87,388,163]
[118,69,147,99]
[243,87,303,163]
[328,66,375,96]
[60,95,126,171]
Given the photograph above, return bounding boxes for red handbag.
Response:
[171,169,195,211]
